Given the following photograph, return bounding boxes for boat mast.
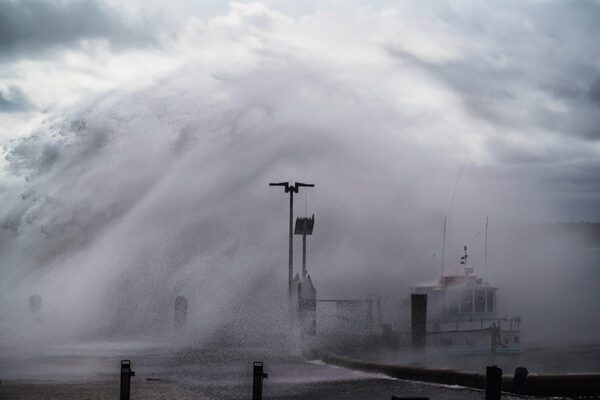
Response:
[441,216,447,281]
[485,217,489,285]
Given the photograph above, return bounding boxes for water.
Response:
[3,341,594,399]
[359,343,600,375]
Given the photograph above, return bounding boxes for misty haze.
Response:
[1,1,599,399]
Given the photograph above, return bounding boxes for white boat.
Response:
[413,246,522,355]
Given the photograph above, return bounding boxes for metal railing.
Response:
[427,316,521,333]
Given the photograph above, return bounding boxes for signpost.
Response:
[269,182,314,309]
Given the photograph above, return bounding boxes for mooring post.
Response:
[120,360,135,400]
[252,361,268,400]
[513,366,529,394]
[485,365,502,400]
[411,294,427,350]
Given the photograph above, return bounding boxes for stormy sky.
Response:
[0,0,599,343]
[1,0,599,220]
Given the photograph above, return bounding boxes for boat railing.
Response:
[427,316,521,333]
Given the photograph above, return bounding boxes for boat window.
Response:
[460,290,473,313]
[487,289,495,313]
[447,291,459,314]
[475,290,486,312]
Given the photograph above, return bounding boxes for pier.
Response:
[321,352,600,397]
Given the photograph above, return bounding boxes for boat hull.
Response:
[426,329,522,355]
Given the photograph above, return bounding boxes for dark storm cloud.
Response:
[587,77,600,107]
[543,160,600,194]
[0,0,155,59]
[0,86,32,113]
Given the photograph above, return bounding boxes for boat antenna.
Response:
[441,216,447,280]
[485,217,489,284]
[447,154,470,240]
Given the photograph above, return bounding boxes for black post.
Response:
[485,365,502,400]
[302,232,307,280]
[252,362,268,400]
[289,190,294,303]
[411,294,427,350]
[513,366,529,394]
[120,360,135,400]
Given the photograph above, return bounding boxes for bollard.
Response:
[513,366,528,394]
[485,365,502,400]
[411,294,427,350]
[252,361,268,400]
[120,360,135,400]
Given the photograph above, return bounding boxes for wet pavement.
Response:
[0,341,582,399]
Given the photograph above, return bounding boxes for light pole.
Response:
[269,182,315,302]
[294,214,315,281]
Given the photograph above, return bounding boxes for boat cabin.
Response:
[411,246,522,354]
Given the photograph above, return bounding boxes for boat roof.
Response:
[412,269,497,290]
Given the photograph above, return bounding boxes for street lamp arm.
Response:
[269,182,290,189]
[295,182,315,188]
